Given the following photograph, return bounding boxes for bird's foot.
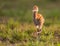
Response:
[37,29,42,35]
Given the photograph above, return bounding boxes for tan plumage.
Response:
[32,5,45,34]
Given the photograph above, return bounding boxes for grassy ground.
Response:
[0,10,60,46]
[0,18,60,46]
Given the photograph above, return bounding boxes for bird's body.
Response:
[32,5,45,34]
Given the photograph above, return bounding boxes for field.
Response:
[0,0,60,46]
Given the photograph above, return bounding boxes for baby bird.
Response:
[32,5,45,34]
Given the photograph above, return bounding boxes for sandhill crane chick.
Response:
[32,5,45,34]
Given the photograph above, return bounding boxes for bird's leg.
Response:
[37,23,43,34]
[37,29,42,35]
[36,25,40,35]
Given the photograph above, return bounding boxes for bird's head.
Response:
[32,5,39,13]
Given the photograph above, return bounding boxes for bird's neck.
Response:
[33,12,37,19]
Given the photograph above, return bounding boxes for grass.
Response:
[0,7,60,46]
[0,10,60,46]
[0,18,60,46]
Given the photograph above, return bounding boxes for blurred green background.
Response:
[0,0,60,23]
